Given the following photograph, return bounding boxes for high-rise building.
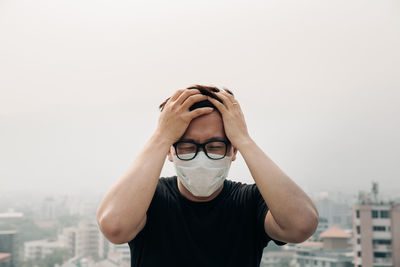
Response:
[353,182,400,267]
[0,231,18,267]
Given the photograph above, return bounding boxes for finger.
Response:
[188,107,214,120]
[175,89,201,105]
[169,89,185,102]
[219,90,236,104]
[222,88,234,96]
[207,96,227,114]
[214,92,234,109]
[181,94,208,110]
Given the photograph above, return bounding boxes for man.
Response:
[97,85,319,267]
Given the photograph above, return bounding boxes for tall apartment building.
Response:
[0,231,18,267]
[353,183,400,267]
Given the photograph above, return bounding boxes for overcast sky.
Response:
[0,0,399,198]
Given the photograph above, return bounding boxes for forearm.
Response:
[96,130,171,241]
[237,138,318,232]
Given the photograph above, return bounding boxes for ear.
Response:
[167,146,174,162]
[231,146,238,161]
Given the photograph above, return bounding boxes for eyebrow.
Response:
[179,137,227,143]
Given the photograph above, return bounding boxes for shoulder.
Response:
[225,179,258,192]
[154,176,179,199]
[224,179,260,202]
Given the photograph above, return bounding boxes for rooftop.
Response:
[319,226,351,239]
[0,253,11,263]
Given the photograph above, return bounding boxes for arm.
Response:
[208,91,318,244]
[96,89,213,244]
[238,138,318,243]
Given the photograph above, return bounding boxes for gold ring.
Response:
[232,102,238,105]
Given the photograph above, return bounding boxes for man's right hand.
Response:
[156,89,214,144]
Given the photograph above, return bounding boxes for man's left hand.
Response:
[207,90,252,150]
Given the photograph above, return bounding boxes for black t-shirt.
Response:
[128,176,286,267]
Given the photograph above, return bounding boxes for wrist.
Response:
[151,130,175,149]
[234,136,254,151]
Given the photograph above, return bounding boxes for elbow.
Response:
[291,211,319,243]
[97,211,129,245]
[96,208,145,245]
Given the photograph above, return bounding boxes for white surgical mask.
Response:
[172,151,233,197]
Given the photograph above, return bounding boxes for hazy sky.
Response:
[1,0,399,197]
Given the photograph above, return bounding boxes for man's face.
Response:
[167,110,237,162]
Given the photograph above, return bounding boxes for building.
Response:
[75,221,101,259]
[108,243,130,263]
[314,217,329,241]
[0,230,18,267]
[261,250,295,267]
[41,197,56,220]
[315,196,353,230]
[23,239,64,260]
[59,227,77,258]
[291,226,353,267]
[0,253,11,267]
[352,183,400,267]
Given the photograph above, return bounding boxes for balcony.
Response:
[373,258,392,265]
[372,231,391,239]
[373,244,391,251]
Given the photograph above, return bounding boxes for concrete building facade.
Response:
[353,202,400,267]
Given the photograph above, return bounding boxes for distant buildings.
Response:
[314,196,353,230]
[262,226,353,267]
[0,210,23,221]
[353,182,400,267]
[292,226,353,267]
[24,239,63,260]
[41,197,56,220]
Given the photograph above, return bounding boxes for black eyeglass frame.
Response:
[172,139,231,161]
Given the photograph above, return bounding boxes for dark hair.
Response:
[158,84,234,112]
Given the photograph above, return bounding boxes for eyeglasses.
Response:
[173,139,231,161]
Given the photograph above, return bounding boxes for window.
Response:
[357,238,360,244]
[358,251,361,257]
[356,225,361,234]
[373,239,391,245]
[372,210,379,218]
[356,209,360,218]
[374,252,389,258]
[380,210,390,218]
[373,226,386,231]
